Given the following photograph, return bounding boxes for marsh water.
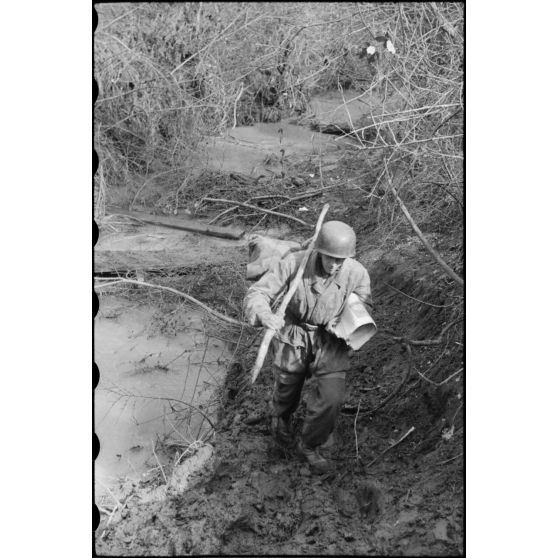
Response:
[95,295,229,489]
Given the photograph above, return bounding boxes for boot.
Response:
[271,416,295,448]
[297,440,332,474]
[320,431,337,450]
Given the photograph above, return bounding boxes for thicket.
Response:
[94,2,463,237]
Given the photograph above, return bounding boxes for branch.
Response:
[357,133,463,151]
[354,400,362,461]
[151,441,168,485]
[391,318,462,346]
[367,426,416,467]
[103,386,217,430]
[385,163,463,287]
[170,14,244,75]
[170,12,265,76]
[415,366,463,387]
[429,2,458,39]
[251,204,330,382]
[97,6,142,33]
[94,278,247,327]
[207,188,333,226]
[384,282,457,308]
[203,197,312,228]
[96,479,122,509]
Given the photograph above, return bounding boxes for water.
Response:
[94,295,229,488]
[197,118,357,177]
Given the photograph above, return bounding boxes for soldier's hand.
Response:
[325,317,339,335]
[328,317,339,329]
[261,312,285,332]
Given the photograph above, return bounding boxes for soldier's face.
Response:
[320,254,345,275]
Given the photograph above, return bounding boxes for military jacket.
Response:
[244,250,372,349]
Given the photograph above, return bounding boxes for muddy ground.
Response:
[94,98,463,555]
[95,220,463,556]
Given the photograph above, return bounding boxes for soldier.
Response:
[244,221,373,473]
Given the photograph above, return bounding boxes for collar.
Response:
[307,251,346,288]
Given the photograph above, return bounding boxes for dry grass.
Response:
[95,5,460,197]
[94,2,463,284]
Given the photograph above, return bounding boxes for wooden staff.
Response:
[250,204,330,383]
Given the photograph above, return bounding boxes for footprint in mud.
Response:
[249,470,292,500]
[355,481,384,520]
[334,482,384,520]
[334,487,359,518]
[204,459,239,494]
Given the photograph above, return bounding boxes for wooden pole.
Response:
[250,204,330,383]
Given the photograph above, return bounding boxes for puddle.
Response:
[308,89,374,127]
[308,89,405,128]
[94,295,230,492]
[190,89,402,177]
[196,119,357,177]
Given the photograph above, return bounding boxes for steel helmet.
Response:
[315,221,356,258]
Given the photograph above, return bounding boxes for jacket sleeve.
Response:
[243,254,296,326]
[352,264,373,314]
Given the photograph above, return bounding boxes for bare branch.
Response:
[203,197,312,228]
[429,3,458,39]
[391,318,462,346]
[151,440,168,485]
[384,162,463,287]
[94,278,247,327]
[415,366,463,387]
[367,426,416,467]
[170,14,244,75]
[384,282,458,308]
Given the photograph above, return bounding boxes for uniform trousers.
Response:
[272,368,346,448]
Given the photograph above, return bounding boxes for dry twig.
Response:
[384,282,457,308]
[354,399,362,461]
[102,386,217,430]
[437,452,463,466]
[391,318,461,346]
[96,479,122,509]
[203,197,312,227]
[151,440,168,484]
[415,366,463,387]
[367,426,416,467]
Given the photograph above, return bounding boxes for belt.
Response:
[284,311,322,333]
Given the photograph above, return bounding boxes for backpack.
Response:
[246,235,303,281]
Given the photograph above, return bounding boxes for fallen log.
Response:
[104,209,245,240]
